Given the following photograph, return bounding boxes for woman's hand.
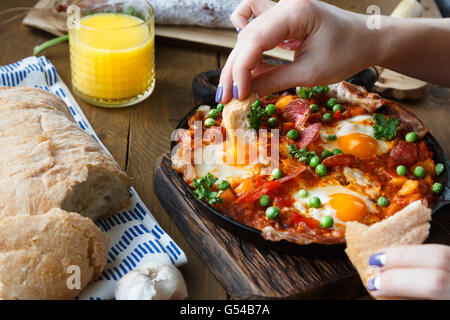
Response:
[367,244,450,300]
[217,0,382,103]
[217,0,450,103]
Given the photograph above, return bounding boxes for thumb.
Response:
[250,59,318,96]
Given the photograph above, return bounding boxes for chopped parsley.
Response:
[296,86,330,99]
[192,173,223,205]
[288,144,317,163]
[372,114,399,141]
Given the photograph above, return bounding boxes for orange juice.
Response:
[69,12,154,106]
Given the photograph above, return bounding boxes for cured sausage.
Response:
[389,141,418,167]
[282,99,310,130]
[296,123,322,149]
[322,154,357,167]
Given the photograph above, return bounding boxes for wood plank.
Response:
[125,45,227,299]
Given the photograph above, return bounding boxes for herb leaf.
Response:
[192,173,223,205]
[288,145,317,163]
[296,86,330,99]
[372,114,399,141]
[247,105,265,130]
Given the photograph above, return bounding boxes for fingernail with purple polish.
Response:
[215,84,223,103]
[233,82,239,99]
[237,27,242,33]
[369,252,386,267]
[366,276,380,291]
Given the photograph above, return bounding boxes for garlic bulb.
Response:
[115,262,188,300]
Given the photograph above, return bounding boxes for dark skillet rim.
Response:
[169,83,450,247]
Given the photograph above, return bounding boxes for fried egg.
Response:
[194,141,266,183]
[320,115,393,158]
[293,184,377,225]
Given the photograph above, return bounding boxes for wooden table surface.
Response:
[0,0,448,300]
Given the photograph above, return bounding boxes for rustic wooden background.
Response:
[0,0,448,299]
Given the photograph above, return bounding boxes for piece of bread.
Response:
[0,208,109,300]
[0,87,131,221]
[222,92,258,140]
[345,200,432,299]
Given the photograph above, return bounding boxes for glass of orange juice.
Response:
[67,0,155,107]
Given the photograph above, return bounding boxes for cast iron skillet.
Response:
[169,67,450,254]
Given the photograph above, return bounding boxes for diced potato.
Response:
[397,180,419,196]
[219,189,236,204]
[275,95,295,110]
[234,178,255,196]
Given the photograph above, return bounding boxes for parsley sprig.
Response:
[288,144,317,163]
[192,173,223,205]
[372,114,399,141]
[248,105,266,130]
[296,86,330,99]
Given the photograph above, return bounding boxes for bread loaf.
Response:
[0,208,109,300]
[0,87,131,221]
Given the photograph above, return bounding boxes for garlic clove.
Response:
[115,262,188,300]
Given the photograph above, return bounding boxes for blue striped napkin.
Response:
[0,56,187,300]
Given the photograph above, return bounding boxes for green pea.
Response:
[217,180,230,191]
[332,148,343,155]
[436,163,444,175]
[396,165,407,176]
[332,104,342,113]
[204,118,215,127]
[259,195,271,207]
[298,189,308,198]
[405,132,417,143]
[287,129,299,140]
[216,103,224,112]
[321,150,333,158]
[309,196,321,208]
[315,164,327,177]
[268,117,278,128]
[309,104,319,113]
[265,104,276,116]
[432,182,443,194]
[327,134,337,141]
[327,98,337,109]
[272,168,283,179]
[252,99,262,108]
[319,215,334,228]
[377,197,389,207]
[309,156,320,168]
[413,166,426,178]
[266,206,280,219]
[322,113,333,122]
[208,109,220,119]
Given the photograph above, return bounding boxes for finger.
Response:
[218,48,239,103]
[250,61,278,78]
[369,244,450,272]
[231,10,296,99]
[250,57,319,96]
[230,0,276,31]
[367,268,450,300]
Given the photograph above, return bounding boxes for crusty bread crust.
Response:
[0,208,109,300]
[222,92,258,140]
[345,200,432,299]
[0,87,131,220]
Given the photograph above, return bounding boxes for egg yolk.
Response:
[329,193,368,222]
[337,133,378,159]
